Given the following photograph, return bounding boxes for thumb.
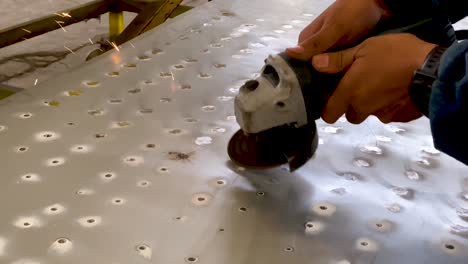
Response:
[312,47,357,73]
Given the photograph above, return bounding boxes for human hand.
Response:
[311,33,437,124]
[287,0,391,60]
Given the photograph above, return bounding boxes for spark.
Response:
[54,12,71,18]
[55,21,67,32]
[21,28,31,33]
[170,71,175,80]
[109,41,120,52]
[88,38,94,44]
[64,45,75,54]
[34,79,38,86]
[106,40,120,52]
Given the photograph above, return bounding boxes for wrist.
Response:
[409,45,447,117]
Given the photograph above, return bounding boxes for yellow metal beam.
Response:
[109,11,124,41]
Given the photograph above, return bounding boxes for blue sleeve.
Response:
[430,40,468,165]
[384,0,468,23]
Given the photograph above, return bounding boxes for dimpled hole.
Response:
[192,193,212,206]
[445,244,455,250]
[152,48,163,54]
[186,257,198,263]
[198,73,212,79]
[202,105,216,112]
[84,80,100,87]
[284,247,294,252]
[123,63,137,68]
[17,146,28,152]
[106,71,119,77]
[19,113,32,118]
[137,55,150,61]
[180,84,192,90]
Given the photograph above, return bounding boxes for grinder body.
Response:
[228,52,341,171]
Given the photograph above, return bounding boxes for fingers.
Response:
[287,24,340,60]
[298,16,325,43]
[312,45,358,74]
[345,106,369,124]
[321,64,361,123]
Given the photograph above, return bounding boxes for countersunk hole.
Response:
[139,246,147,250]
[128,88,141,94]
[284,247,294,252]
[58,238,67,244]
[445,244,455,250]
[169,129,182,134]
[23,222,31,226]
[67,122,75,126]
[376,223,383,228]
[319,206,328,210]
[18,147,28,152]
[306,223,314,228]
[106,71,119,77]
[239,207,247,212]
[50,207,58,211]
[152,48,163,54]
[25,175,31,179]
[219,228,225,232]
[276,101,285,108]
[146,144,156,148]
[217,180,225,185]
[85,81,100,87]
[159,167,169,172]
[87,219,95,223]
[361,242,368,246]
[138,181,150,187]
[52,160,59,164]
[137,55,150,61]
[186,257,198,263]
[197,197,206,202]
[256,191,265,197]
[95,133,107,138]
[180,84,192,90]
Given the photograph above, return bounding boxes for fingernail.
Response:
[286,45,305,53]
[312,54,329,68]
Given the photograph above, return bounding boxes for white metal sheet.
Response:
[0,0,467,263]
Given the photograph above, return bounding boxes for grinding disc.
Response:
[227,129,288,169]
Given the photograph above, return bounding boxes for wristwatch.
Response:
[409,45,447,117]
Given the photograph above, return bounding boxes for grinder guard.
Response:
[228,52,341,171]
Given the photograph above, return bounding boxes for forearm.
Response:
[430,40,468,165]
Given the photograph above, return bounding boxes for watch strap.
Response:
[410,45,447,117]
